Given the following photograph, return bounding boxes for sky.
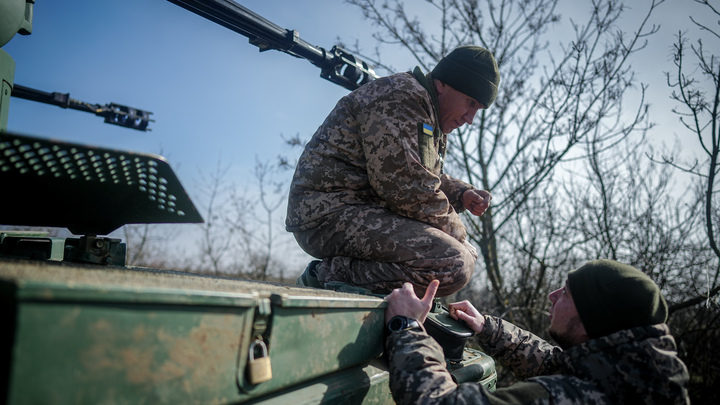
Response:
[4,0,381,270]
[4,0,369,179]
[2,0,714,273]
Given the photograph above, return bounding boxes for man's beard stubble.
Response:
[547,316,585,350]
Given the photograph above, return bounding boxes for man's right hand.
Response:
[462,189,492,216]
[385,280,439,325]
[448,300,485,334]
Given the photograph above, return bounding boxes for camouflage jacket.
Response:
[386,318,690,404]
[286,68,473,242]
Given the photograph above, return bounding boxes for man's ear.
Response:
[434,78,447,95]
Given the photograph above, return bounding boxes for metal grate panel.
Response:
[0,132,203,235]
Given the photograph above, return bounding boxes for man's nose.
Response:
[463,113,474,125]
[464,109,478,125]
[548,289,559,302]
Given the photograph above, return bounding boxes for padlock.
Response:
[247,339,272,384]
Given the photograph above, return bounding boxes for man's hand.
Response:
[462,189,492,216]
[385,280,439,324]
[448,300,486,334]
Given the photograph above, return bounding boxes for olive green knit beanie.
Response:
[431,46,500,108]
[567,259,668,339]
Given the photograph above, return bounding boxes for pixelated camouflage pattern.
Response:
[386,319,689,404]
[292,206,477,296]
[286,69,472,237]
[526,375,609,404]
[475,317,561,380]
[387,328,552,404]
[478,316,690,404]
[286,69,477,296]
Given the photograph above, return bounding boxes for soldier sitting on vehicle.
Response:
[383,259,691,404]
[287,46,499,297]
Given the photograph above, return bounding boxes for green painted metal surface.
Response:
[2,269,258,404]
[0,49,14,132]
[0,232,66,261]
[1,261,496,404]
[0,0,33,47]
[1,0,32,132]
[243,360,394,405]
[9,301,252,404]
[236,294,386,396]
[0,262,389,404]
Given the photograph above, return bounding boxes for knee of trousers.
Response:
[435,247,476,296]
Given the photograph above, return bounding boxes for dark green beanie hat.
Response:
[431,46,500,108]
[567,259,668,339]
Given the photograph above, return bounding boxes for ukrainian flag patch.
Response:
[422,123,434,136]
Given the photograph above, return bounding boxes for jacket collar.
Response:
[412,66,442,133]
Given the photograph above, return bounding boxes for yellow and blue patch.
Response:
[422,123,434,136]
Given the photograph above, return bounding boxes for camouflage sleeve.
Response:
[358,84,467,242]
[530,375,610,404]
[439,173,474,213]
[476,316,562,380]
[387,328,552,405]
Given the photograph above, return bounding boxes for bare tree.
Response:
[193,159,248,274]
[187,152,295,282]
[123,224,170,268]
[660,2,720,400]
[664,0,720,264]
[565,134,719,403]
[224,157,288,281]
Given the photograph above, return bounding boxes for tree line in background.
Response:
[123,154,297,282]
[123,0,718,402]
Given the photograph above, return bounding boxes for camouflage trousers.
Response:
[292,206,477,297]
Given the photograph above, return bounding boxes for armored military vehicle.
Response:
[0,1,496,403]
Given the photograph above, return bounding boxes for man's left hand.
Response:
[384,280,439,325]
[462,189,492,216]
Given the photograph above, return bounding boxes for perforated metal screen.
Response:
[0,132,203,235]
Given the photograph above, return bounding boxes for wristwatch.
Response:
[387,316,421,333]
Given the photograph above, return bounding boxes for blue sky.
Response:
[5,0,381,269]
[5,0,706,184]
[3,0,713,272]
[4,0,374,182]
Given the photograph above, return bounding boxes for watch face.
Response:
[389,316,406,331]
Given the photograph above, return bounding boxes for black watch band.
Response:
[387,316,421,333]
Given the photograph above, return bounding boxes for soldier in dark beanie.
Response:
[288,46,499,297]
[431,46,500,110]
[567,259,668,338]
[383,260,690,404]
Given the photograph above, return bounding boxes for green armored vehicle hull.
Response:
[2,261,387,404]
[1,259,495,404]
